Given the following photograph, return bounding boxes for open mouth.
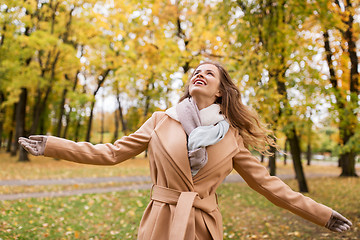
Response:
[193,79,207,86]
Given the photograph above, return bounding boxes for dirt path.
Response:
[0,173,339,201]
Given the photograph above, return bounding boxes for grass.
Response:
[0,178,359,239]
[1,150,359,239]
[0,150,349,181]
[0,151,150,180]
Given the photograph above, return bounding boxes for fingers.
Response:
[329,220,352,232]
[18,138,38,148]
[333,211,353,227]
[29,135,45,141]
[19,141,39,156]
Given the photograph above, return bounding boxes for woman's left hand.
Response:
[18,135,48,156]
[325,210,352,232]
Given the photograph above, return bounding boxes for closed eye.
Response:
[207,72,214,76]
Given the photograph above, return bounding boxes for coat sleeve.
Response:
[44,112,164,165]
[232,136,333,227]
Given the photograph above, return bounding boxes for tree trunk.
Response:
[268,145,276,176]
[62,111,71,139]
[15,88,29,162]
[6,130,12,153]
[30,86,52,135]
[115,90,127,134]
[10,102,18,156]
[339,131,358,177]
[288,127,308,192]
[75,116,82,142]
[306,142,311,166]
[85,69,111,142]
[338,0,358,176]
[56,88,67,137]
[100,93,105,143]
[86,100,95,142]
[340,152,357,177]
[283,139,287,165]
[0,91,5,148]
[63,70,80,139]
[112,109,119,142]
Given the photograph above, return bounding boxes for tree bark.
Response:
[340,152,357,177]
[10,103,18,156]
[283,139,287,165]
[116,89,127,134]
[6,130,13,153]
[112,109,119,142]
[306,142,311,166]
[62,111,71,139]
[6,103,16,153]
[86,100,96,142]
[268,145,276,176]
[74,116,82,142]
[15,88,29,162]
[288,127,308,192]
[0,91,5,148]
[56,88,67,137]
[100,93,105,144]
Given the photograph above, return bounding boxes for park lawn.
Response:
[0,150,348,181]
[0,177,359,240]
[0,151,150,180]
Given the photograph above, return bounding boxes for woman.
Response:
[19,62,352,239]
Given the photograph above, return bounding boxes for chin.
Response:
[189,88,203,97]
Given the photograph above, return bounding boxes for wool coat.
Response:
[44,111,333,240]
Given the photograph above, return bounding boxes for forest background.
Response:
[0,0,359,192]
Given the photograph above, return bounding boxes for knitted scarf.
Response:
[166,98,229,176]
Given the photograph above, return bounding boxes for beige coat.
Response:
[44,112,332,240]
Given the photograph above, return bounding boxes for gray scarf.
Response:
[176,98,229,176]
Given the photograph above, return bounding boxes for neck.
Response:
[191,96,215,110]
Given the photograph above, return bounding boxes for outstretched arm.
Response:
[19,112,164,165]
[232,136,351,232]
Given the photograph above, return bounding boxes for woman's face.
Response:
[188,64,222,103]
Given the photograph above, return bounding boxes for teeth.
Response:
[195,80,205,85]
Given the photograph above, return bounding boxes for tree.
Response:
[309,0,359,176]
[217,0,323,192]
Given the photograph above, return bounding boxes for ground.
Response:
[0,152,359,239]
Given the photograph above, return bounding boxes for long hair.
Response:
[179,61,278,155]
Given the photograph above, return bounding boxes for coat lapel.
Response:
[154,117,193,187]
[192,128,238,181]
[154,115,239,186]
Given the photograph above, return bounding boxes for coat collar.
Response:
[154,115,238,186]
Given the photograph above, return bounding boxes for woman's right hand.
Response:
[18,135,48,156]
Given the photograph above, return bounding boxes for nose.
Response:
[196,72,204,78]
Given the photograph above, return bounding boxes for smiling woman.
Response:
[18,61,352,240]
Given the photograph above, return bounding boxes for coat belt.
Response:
[151,185,218,240]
